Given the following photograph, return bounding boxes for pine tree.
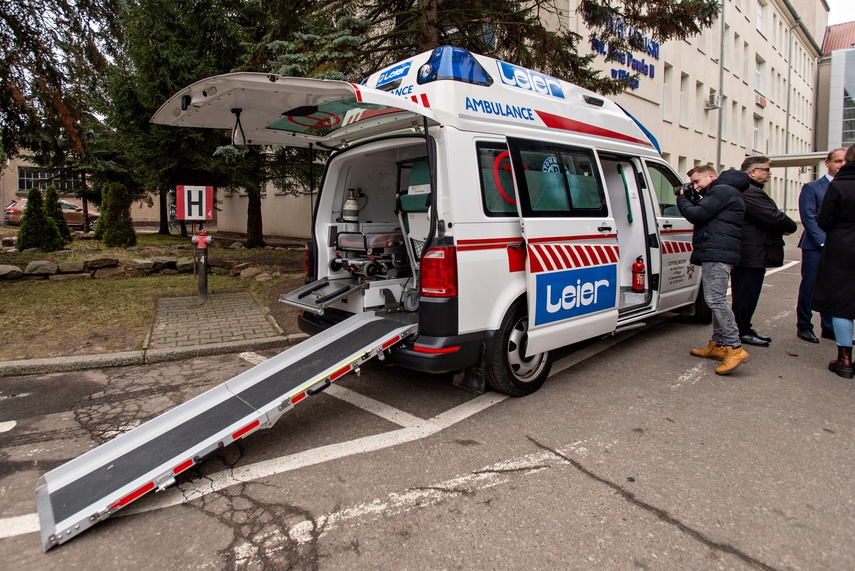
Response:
[45,186,73,245]
[16,188,64,252]
[100,182,137,248]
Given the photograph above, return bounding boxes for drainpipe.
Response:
[783,18,801,213]
[715,1,726,173]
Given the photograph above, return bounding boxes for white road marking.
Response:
[287,450,561,544]
[325,384,425,428]
[0,421,16,433]
[767,261,799,276]
[0,316,666,540]
[239,352,268,365]
[670,364,706,389]
[0,514,38,539]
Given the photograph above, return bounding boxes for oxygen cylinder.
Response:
[632,256,645,292]
[342,188,360,232]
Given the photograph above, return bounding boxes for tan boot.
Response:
[715,346,751,375]
[690,340,726,360]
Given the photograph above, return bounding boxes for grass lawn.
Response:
[0,226,306,360]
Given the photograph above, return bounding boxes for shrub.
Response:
[16,187,64,252]
[45,186,72,245]
[100,182,137,248]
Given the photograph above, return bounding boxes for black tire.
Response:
[88,217,98,232]
[485,299,553,396]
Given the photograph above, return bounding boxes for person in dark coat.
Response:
[678,165,750,375]
[796,148,846,343]
[812,143,855,379]
[731,156,797,347]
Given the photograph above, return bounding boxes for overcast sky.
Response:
[826,0,855,25]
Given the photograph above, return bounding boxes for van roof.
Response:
[152,46,659,155]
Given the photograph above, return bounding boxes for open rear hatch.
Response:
[151,73,438,148]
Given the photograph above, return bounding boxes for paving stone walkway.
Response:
[146,291,284,349]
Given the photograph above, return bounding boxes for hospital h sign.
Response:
[176,185,214,220]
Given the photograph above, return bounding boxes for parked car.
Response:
[4,198,99,231]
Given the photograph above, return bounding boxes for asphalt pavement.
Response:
[0,291,308,377]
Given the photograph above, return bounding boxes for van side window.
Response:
[507,138,607,218]
[646,162,686,217]
[477,143,517,217]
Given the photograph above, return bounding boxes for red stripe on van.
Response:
[535,110,654,147]
[350,83,363,102]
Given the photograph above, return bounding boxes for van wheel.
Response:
[486,299,552,396]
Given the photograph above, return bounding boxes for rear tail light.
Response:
[305,243,310,277]
[420,246,458,297]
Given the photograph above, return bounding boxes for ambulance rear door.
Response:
[642,159,699,311]
[151,72,439,148]
[506,137,620,355]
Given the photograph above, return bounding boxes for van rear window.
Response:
[477,143,517,217]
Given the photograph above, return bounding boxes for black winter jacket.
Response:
[677,169,748,266]
[738,180,797,268]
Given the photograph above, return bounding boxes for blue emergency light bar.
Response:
[416,46,494,87]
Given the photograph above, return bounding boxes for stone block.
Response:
[0,265,23,279]
[57,261,86,273]
[49,273,91,281]
[93,266,126,279]
[24,260,58,275]
[85,256,120,269]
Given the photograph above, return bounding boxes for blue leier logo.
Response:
[496,61,565,99]
[534,265,616,325]
[377,61,412,87]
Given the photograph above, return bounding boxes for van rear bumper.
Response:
[297,311,493,374]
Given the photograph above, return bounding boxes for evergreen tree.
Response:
[100,182,137,248]
[16,188,64,252]
[105,0,263,237]
[44,186,73,245]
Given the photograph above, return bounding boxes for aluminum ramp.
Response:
[35,311,417,551]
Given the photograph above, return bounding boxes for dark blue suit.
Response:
[797,175,832,334]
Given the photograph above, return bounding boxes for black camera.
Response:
[673,182,701,204]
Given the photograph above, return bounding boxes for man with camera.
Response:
[676,165,751,375]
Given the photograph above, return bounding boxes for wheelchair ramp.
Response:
[35,311,417,551]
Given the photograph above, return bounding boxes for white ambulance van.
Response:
[153,45,707,396]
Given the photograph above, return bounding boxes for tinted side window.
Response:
[647,162,685,217]
[507,138,606,218]
[477,142,517,217]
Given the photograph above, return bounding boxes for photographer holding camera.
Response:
[677,165,751,375]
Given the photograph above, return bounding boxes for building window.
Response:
[754,55,765,94]
[843,86,855,146]
[17,167,80,194]
[680,72,690,128]
[756,1,765,34]
[663,63,674,122]
[753,115,763,151]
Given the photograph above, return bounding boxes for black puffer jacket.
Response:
[738,180,797,268]
[677,169,748,266]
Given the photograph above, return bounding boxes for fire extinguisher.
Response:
[632,256,645,292]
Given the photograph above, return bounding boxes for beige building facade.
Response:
[562,0,828,215]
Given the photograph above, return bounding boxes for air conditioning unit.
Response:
[704,93,722,110]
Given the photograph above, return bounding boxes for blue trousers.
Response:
[797,248,832,333]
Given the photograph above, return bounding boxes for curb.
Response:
[0,333,309,377]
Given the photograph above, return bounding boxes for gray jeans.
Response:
[702,261,740,348]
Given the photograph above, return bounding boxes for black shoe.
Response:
[749,329,771,343]
[740,333,770,347]
[821,330,836,340]
[797,329,820,343]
